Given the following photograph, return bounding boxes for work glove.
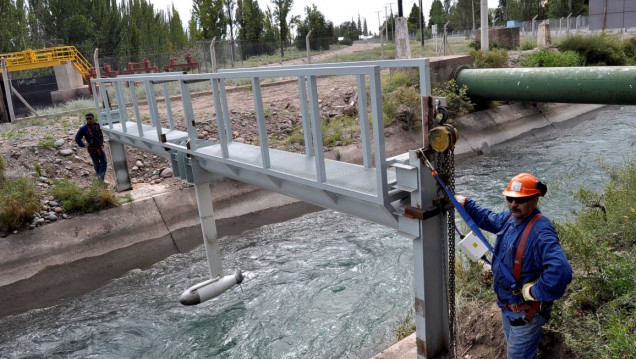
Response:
[522,281,537,302]
[455,195,466,206]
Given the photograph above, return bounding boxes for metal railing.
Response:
[91,59,431,227]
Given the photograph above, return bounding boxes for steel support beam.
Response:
[108,140,132,192]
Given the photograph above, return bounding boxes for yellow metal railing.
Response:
[0,46,92,80]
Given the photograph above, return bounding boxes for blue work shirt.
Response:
[75,123,104,150]
[463,198,572,319]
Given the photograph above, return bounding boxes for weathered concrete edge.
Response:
[0,102,607,318]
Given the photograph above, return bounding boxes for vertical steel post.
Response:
[108,140,132,192]
[410,150,450,358]
[251,77,271,169]
[191,158,223,279]
[356,74,372,169]
[297,76,314,157]
[114,82,128,133]
[368,66,387,199]
[162,83,175,130]
[179,79,199,149]
[129,81,144,136]
[307,75,326,183]
[211,78,229,158]
[144,80,162,141]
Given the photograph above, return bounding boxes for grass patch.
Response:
[48,179,121,214]
[521,38,536,50]
[520,50,581,67]
[469,48,509,68]
[0,177,43,232]
[37,135,56,149]
[321,115,356,147]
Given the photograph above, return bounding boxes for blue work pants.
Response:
[88,149,108,181]
[501,311,546,359]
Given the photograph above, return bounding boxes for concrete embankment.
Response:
[0,102,606,318]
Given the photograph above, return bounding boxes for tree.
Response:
[429,0,446,27]
[407,3,425,35]
[363,18,368,36]
[546,0,588,18]
[236,0,274,59]
[168,5,188,51]
[193,0,227,40]
[0,0,29,52]
[271,0,293,57]
[357,13,362,35]
[448,0,475,30]
[295,4,334,51]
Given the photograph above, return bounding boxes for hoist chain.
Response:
[435,145,457,359]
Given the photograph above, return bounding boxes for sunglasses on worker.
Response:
[506,196,534,204]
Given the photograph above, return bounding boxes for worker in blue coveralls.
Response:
[75,112,108,182]
[456,173,572,359]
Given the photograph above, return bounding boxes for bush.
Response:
[48,179,120,214]
[386,86,422,130]
[552,159,636,358]
[432,79,474,122]
[559,35,627,66]
[339,37,353,46]
[469,48,509,68]
[0,178,43,232]
[520,50,581,67]
[521,38,536,51]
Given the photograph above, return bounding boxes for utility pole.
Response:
[390,3,395,42]
[384,5,389,41]
[376,11,382,36]
[419,0,424,46]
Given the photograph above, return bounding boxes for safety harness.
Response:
[86,123,104,155]
[499,213,545,323]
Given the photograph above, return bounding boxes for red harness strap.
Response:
[513,213,543,282]
[504,213,544,321]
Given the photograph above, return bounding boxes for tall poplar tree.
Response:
[193,0,227,40]
[271,0,293,57]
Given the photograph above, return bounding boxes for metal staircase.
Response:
[0,46,92,82]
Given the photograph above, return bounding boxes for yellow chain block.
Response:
[428,124,458,153]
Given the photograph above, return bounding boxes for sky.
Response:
[148,0,438,34]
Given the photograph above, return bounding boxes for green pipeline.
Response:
[453,66,636,105]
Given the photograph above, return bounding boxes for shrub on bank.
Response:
[559,34,627,66]
[520,50,581,67]
[432,80,474,122]
[469,48,509,68]
[0,177,43,232]
[48,179,120,214]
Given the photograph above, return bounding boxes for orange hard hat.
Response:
[502,173,543,198]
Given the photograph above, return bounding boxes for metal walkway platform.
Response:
[94,59,432,228]
[91,58,451,358]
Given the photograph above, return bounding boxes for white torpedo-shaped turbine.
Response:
[180,270,243,305]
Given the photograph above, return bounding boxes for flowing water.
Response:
[1,106,635,359]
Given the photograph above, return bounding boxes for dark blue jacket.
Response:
[463,198,572,318]
[75,123,104,151]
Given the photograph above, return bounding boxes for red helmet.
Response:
[502,173,544,197]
